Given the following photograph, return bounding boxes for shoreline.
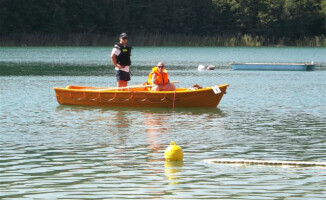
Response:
[0,33,325,47]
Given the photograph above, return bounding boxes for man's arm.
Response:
[111,54,118,68]
[111,48,123,69]
[152,74,158,86]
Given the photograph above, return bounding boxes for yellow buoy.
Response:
[164,141,183,161]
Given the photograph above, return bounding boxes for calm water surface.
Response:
[0,47,325,199]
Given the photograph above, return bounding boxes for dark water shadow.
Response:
[55,104,226,117]
[0,62,203,76]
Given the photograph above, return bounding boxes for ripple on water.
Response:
[1,48,326,199]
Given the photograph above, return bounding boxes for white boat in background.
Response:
[230,62,315,71]
[198,64,216,71]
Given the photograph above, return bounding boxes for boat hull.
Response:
[53,84,228,108]
[231,63,315,71]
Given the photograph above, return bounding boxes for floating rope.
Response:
[133,98,148,102]
[101,93,117,102]
[204,159,326,167]
[74,91,86,101]
[85,93,101,101]
[149,93,167,102]
[118,92,134,102]
[149,97,167,102]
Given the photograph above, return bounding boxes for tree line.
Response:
[0,0,325,46]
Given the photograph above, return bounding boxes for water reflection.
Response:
[54,105,228,148]
[54,106,228,124]
[143,112,169,163]
[164,161,183,185]
[55,104,227,115]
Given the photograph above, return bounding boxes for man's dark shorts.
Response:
[115,70,131,81]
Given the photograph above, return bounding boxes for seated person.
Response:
[146,62,176,91]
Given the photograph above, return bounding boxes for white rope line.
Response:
[204,159,326,167]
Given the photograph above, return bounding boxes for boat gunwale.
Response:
[53,84,229,94]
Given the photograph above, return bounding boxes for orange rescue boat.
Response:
[53,84,228,108]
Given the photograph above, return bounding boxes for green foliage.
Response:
[0,0,324,46]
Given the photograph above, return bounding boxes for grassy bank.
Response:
[0,33,325,47]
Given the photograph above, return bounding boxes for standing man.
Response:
[111,33,131,87]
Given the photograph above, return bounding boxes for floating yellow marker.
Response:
[164,141,183,161]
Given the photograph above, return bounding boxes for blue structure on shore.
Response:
[230,62,315,71]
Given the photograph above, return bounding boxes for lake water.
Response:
[0,47,325,199]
